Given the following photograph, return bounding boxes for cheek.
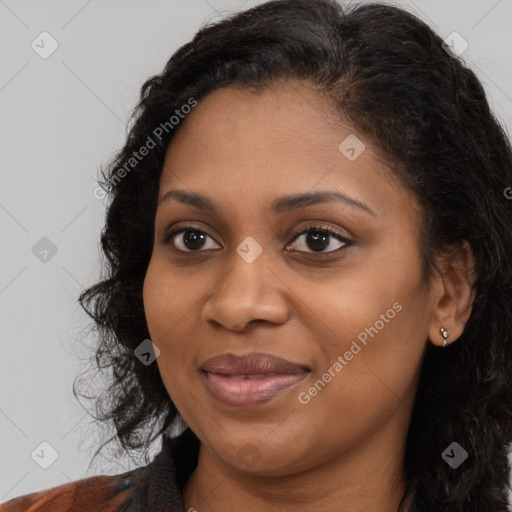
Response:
[143,258,195,341]
[142,257,208,386]
[142,262,167,337]
[142,261,192,403]
[305,247,429,409]
[292,302,426,464]
[143,264,188,377]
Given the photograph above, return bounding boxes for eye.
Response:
[163,225,221,252]
[163,223,352,255]
[285,225,352,254]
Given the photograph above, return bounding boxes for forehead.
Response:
[167,82,346,160]
[158,82,417,223]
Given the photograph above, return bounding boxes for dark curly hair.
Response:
[74,1,512,510]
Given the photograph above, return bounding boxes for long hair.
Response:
[75,1,512,510]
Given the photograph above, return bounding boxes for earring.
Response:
[440,327,449,347]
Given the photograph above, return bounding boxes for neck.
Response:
[182,413,411,512]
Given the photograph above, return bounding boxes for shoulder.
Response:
[0,468,141,512]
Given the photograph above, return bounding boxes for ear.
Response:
[428,241,476,347]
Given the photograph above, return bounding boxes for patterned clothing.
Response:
[0,428,199,511]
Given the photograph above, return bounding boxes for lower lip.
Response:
[203,371,309,407]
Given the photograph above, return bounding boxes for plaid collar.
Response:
[125,427,199,512]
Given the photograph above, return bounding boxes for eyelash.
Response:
[162,223,352,256]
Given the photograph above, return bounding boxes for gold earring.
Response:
[440,327,449,347]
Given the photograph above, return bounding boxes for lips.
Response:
[202,352,310,375]
[201,352,310,407]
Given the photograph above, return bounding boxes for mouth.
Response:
[201,352,311,407]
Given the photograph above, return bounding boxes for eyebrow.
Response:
[157,189,376,216]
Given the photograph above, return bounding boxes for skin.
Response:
[142,81,475,512]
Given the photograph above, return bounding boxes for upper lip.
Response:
[202,352,310,375]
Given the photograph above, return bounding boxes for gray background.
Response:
[1,0,511,504]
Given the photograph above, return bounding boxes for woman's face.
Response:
[143,81,436,476]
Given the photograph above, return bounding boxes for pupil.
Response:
[307,231,329,252]
[184,230,206,250]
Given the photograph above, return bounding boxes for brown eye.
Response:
[286,226,352,254]
[164,227,221,252]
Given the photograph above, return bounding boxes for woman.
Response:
[2,0,511,510]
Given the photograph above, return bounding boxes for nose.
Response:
[200,251,290,332]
